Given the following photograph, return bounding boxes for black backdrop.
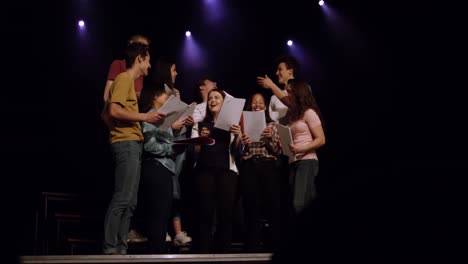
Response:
[6,0,463,260]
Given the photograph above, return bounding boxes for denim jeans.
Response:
[102,141,142,254]
[289,159,319,214]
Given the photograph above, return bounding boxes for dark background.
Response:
[19,0,391,195]
[4,0,464,260]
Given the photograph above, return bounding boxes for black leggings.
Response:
[193,167,239,253]
[141,159,173,254]
[240,158,282,252]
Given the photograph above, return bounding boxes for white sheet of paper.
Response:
[275,123,296,162]
[155,95,188,130]
[175,103,196,135]
[178,103,196,120]
[214,97,246,131]
[164,83,174,96]
[242,111,266,142]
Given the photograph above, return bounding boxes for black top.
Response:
[197,121,231,169]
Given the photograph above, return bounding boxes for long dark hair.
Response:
[245,92,273,123]
[149,58,176,88]
[203,88,226,123]
[288,79,324,126]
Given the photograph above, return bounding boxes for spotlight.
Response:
[318,0,324,6]
[185,31,191,37]
[78,20,85,27]
[287,40,293,46]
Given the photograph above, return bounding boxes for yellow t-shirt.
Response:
[108,72,143,144]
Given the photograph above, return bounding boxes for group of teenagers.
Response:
[100,34,326,255]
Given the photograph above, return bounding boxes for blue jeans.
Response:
[289,159,319,214]
[103,141,142,254]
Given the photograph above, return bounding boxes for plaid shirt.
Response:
[241,122,282,160]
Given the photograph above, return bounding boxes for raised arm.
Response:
[257,75,291,107]
[230,123,241,145]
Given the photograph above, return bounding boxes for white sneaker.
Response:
[166,232,172,242]
[174,231,192,245]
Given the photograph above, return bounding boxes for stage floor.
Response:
[20,253,273,264]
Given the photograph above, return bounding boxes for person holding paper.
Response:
[102,42,165,255]
[138,83,188,253]
[256,55,300,232]
[239,93,283,253]
[148,58,193,245]
[191,77,234,137]
[101,34,152,245]
[191,88,242,253]
[286,78,325,216]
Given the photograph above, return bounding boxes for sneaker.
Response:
[127,229,148,243]
[166,232,172,242]
[174,231,192,245]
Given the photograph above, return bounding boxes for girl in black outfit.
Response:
[192,88,242,253]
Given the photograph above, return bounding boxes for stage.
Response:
[20,253,272,264]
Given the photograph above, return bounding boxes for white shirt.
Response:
[268,90,289,125]
[192,102,207,124]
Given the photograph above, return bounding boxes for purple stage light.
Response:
[287,41,320,87]
[182,36,204,69]
[202,0,224,24]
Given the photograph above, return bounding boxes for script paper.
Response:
[164,84,174,95]
[155,95,188,130]
[275,123,296,162]
[242,111,266,142]
[178,103,196,120]
[214,97,246,131]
